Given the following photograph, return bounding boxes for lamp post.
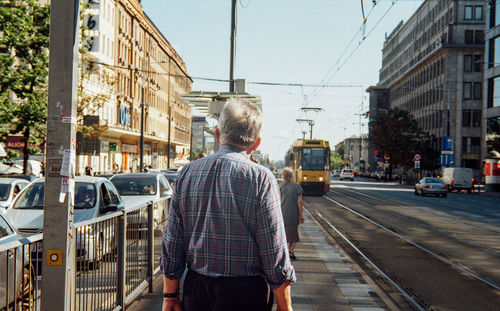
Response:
[140,60,167,172]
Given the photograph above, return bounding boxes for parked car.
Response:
[4,176,124,267]
[161,171,178,188]
[0,178,30,213]
[332,170,341,178]
[414,177,448,197]
[339,169,354,181]
[0,213,33,310]
[110,173,172,230]
[440,167,474,193]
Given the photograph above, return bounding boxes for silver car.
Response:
[4,177,124,268]
[0,214,33,310]
[0,178,30,213]
[414,177,448,197]
[110,173,172,231]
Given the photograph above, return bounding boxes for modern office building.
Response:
[367,0,485,172]
[77,0,192,174]
[484,1,500,157]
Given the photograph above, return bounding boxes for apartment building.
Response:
[367,0,485,171]
[77,0,192,174]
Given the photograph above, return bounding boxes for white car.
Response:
[339,169,355,181]
[4,176,124,268]
[110,173,172,230]
[0,178,30,213]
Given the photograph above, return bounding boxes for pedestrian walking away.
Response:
[280,167,304,261]
[161,98,296,311]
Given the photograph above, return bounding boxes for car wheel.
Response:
[442,193,447,198]
[421,189,425,196]
[414,188,418,195]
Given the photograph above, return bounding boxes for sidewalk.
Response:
[127,209,391,311]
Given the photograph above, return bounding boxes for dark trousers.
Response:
[182,269,271,311]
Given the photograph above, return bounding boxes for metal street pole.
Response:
[140,62,146,172]
[229,0,237,92]
[42,0,79,310]
[140,60,168,172]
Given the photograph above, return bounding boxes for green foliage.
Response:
[369,108,440,169]
[0,0,50,171]
[330,149,344,169]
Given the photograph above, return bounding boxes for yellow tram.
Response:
[285,139,331,195]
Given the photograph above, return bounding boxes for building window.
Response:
[463,109,471,127]
[472,109,481,127]
[465,30,474,44]
[474,55,482,72]
[465,6,473,20]
[486,116,500,152]
[473,82,482,99]
[474,6,483,20]
[464,55,472,72]
[475,30,484,44]
[464,82,472,99]
[491,77,500,107]
[462,137,480,154]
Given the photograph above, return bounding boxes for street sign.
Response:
[440,154,455,166]
[414,154,421,161]
[441,136,454,152]
[415,160,420,169]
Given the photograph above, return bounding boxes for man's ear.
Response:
[251,137,261,151]
[215,127,221,145]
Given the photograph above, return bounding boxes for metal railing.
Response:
[0,198,168,311]
[0,234,42,311]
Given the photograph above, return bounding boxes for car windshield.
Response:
[162,174,177,185]
[111,176,157,196]
[425,178,444,184]
[74,183,97,209]
[12,182,97,210]
[302,148,325,171]
[0,184,11,201]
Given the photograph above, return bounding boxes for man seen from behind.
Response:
[161,99,295,311]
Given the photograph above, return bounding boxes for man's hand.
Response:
[162,298,182,311]
[274,282,293,311]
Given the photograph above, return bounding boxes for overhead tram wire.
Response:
[307,0,381,103]
[86,59,363,89]
[308,0,403,105]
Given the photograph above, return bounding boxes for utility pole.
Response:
[42,0,79,310]
[229,0,237,92]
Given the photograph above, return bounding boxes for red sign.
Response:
[5,136,45,150]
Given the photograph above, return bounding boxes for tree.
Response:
[369,108,442,171]
[0,0,50,173]
[330,146,344,169]
[369,108,419,168]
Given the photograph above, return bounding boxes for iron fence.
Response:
[0,199,168,311]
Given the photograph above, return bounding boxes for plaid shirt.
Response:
[161,145,296,289]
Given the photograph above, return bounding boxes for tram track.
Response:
[303,189,500,310]
[331,187,500,258]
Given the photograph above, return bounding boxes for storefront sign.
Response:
[109,142,117,151]
[122,144,138,153]
[119,106,131,126]
[101,141,109,152]
[6,136,45,150]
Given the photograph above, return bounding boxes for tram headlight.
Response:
[319,177,324,181]
[303,176,308,181]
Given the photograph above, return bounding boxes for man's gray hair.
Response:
[282,167,293,182]
[218,98,263,148]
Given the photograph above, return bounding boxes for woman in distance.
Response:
[280,167,304,260]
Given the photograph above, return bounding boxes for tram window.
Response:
[302,148,325,171]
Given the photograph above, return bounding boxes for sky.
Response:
[141,0,425,161]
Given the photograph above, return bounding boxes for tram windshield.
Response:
[302,147,325,171]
